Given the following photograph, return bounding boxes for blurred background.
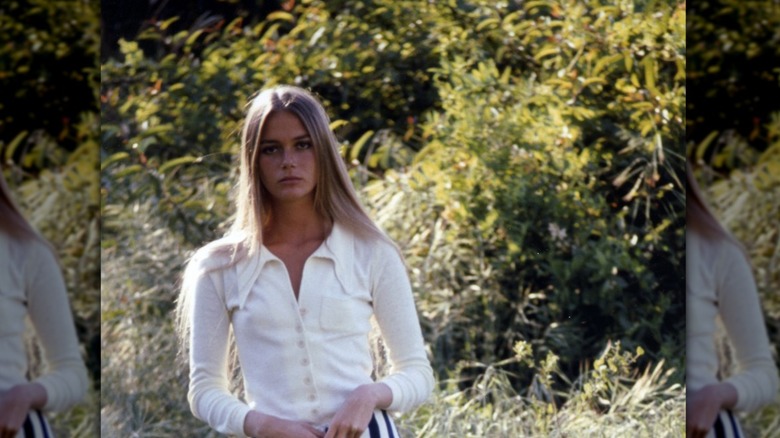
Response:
[100,1,686,436]
[0,0,100,436]
[687,0,780,435]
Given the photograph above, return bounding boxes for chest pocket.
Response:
[316,259,372,335]
[320,296,358,333]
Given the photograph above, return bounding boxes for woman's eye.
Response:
[260,146,278,155]
[297,142,312,149]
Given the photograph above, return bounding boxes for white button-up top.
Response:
[686,227,778,412]
[186,222,434,436]
[0,233,87,412]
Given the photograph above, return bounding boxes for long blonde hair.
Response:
[0,169,41,242]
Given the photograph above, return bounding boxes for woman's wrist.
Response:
[697,382,738,411]
[355,383,393,410]
[8,383,47,411]
[243,410,267,437]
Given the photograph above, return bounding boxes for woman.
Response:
[686,164,778,438]
[0,171,88,437]
[176,85,434,438]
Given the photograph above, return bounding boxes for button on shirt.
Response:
[186,222,434,436]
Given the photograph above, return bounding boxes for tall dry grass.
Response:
[100,201,684,437]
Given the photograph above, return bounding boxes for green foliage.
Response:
[0,0,99,155]
[100,0,447,243]
[360,0,685,382]
[687,0,780,160]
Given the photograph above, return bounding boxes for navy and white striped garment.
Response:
[15,410,53,438]
[364,410,399,438]
[710,410,742,438]
[324,410,400,438]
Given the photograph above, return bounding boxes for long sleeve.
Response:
[370,242,434,412]
[185,260,252,436]
[716,241,779,412]
[25,241,88,412]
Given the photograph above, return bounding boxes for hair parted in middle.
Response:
[233,85,389,255]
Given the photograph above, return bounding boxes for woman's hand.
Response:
[686,383,738,438]
[244,410,324,438]
[0,384,45,438]
[325,384,392,438]
[0,390,28,438]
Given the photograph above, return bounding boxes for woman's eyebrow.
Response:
[259,135,312,145]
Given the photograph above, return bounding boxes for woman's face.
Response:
[257,110,318,205]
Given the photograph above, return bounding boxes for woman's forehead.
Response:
[261,110,310,140]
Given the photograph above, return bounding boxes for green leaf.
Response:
[643,57,659,96]
[185,29,204,47]
[329,119,349,131]
[623,52,634,71]
[593,54,621,76]
[693,131,719,162]
[114,165,144,178]
[476,18,500,32]
[534,45,560,61]
[524,0,553,12]
[3,130,28,162]
[266,11,295,23]
[101,152,130,171]
[159,16,179,31]
[350,130,374,162]
[581,77,606,87]
[158,155,198,174]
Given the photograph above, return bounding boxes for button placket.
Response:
[290,259,324,416]
[296,309,319,407]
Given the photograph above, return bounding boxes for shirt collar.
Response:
[235,221,355,299]
[314,221,354,291]
[319,221,353,260]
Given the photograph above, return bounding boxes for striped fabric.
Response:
[710,410,742,438]
[364,410,399,438]
[324,410,400,438]
[16,410,53,438]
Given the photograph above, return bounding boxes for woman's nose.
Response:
[281,149,295,168]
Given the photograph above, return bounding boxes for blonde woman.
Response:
[176,85,434,438]
[686,165,778,438]
[0,171,88,438]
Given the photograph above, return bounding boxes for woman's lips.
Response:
[279,177,302,183]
